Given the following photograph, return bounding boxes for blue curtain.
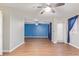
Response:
[67,15,78,43]
[48,22,52,41]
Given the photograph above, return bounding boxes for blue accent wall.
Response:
[24,24,49,37]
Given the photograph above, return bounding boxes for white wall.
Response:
[10,13,24,51]
[0,6,25,52]
[0,10,3,55]
[2,8,10,52]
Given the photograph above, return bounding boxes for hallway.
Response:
[4,39,79,56]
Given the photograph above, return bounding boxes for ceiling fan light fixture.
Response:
[34,19,39,26]
[44,7,51,12]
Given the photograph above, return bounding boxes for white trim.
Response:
[53,41,57,44]
[25,36,48,38]
[0,52,2,55]
[64,41,67,44]
[9,42,24,52]
[51,40,57,44]
[3,42,24,52]
[0,11,3,55]
[3,50,9,52]
[25,22,50,24]
[69,43,79,49]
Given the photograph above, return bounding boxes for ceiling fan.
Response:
[35,3,65,14]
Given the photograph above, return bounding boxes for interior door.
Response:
[57,23,64,42]
[0,11,3,55]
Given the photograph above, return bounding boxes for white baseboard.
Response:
[3,42,24,52]
[69,43,79,49]
[53,41,57,44]
[64,42,79,49]
[51,40,57,44]
[25,36,48,38]
[9,42,24,52]
[63,41,68,44]
[3,50,9,52]
[0,52,2,55]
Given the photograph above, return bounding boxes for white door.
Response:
[0,11,3,55]
[57,23,64,42]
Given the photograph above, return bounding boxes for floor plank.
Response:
[3,39,79,56]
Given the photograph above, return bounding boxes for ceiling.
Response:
[0,3,79,21]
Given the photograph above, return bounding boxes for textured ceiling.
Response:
[0,3,79,20]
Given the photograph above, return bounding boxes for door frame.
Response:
[0,10,3,55]
[24,21,51,39]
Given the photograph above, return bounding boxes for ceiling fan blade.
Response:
[51,10,55,13]
[37,6,43,8]
[55,3,65,7]
[40,10,45,14]
[37,6,47,8]
[51,8,56,13]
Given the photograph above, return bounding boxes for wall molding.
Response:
[64,42,79,49]
[52,40,57,44]
[0,52,2,55]
[3,50,9,52]
[25,22,50,24]
[3,42,24,52]
[9,42,24,52]
[25,36,48,38]
[69,43,79,49]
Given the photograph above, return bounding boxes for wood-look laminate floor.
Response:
[3,39,79,56]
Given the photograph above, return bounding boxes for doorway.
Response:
[57,23,64,42]
[24,22,52,41]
